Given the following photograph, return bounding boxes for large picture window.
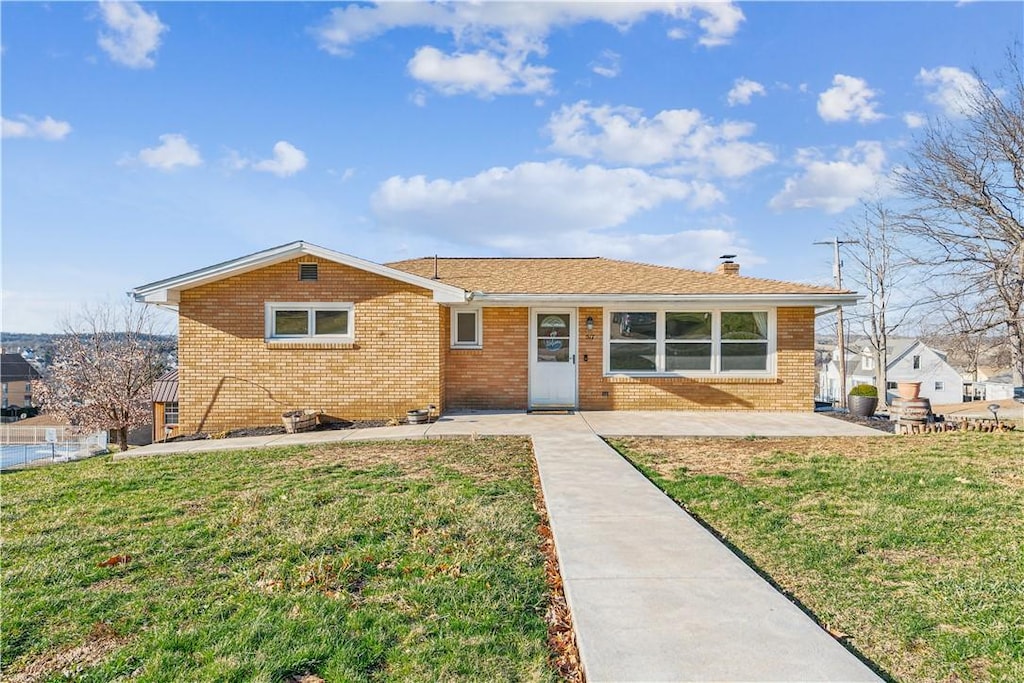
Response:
[606,309,773,375]
[265,302,353,342]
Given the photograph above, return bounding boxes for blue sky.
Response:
[2,1,1021,332]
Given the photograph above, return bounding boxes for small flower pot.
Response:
[897,382,922,400]
[848,394,878,418]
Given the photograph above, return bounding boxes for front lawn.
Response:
[2,438,556,682]
[612,433,1023,683]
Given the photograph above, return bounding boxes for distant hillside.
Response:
[1,332,177,365]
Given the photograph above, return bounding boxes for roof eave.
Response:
[132,241,468,304]
[466,292,862,307]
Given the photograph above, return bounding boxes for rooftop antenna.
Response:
[432,254,439,280]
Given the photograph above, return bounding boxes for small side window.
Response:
[451,309,482,348]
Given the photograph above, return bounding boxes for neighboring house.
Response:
[153,369,179,441]
[133,241,857,434]
[819,338,964,405]
[0,353,41,412]
[964,367,1016,401]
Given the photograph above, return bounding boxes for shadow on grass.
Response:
[605,437,894,683]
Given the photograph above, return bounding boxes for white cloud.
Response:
[546,101,775,178]
[1,114,71,140]
[313,2,743,97]
[409,90,428,107]
[917,66,982,117]
[227,141,308,177]
[903,112,927,129]
[407,45,553,97]
[667,27,687,40]
[575,228,764,271]
[97,0,167,69]
[371,159,721,250]
[727,78,766,106]
[769,141,888,214]
[124,133,202,171]
[817,74,885,123]
[591,49,621,79]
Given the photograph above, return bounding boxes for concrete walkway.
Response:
[122,411,883,681]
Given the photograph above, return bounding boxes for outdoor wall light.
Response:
[586,316,594,331]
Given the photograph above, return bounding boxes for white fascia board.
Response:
[467,292,862,307]
[132,241,468,304]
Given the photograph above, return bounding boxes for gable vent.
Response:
[299,263,318,281]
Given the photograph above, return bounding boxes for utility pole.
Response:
[815,237,858,409]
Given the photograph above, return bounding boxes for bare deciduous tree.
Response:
[843,201,920,403]
[36,300,167,452]
[896,51,1024,383]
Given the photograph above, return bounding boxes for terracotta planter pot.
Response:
[848,395,878,417]
[897,382,922,399]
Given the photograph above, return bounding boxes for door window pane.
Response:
[665,312,711,340]
[315,310,348,335]
[610,343,657,371]
[274,310,308,335]
[537,339,570,362]
[722,312,768,340]
[666,342,712,371]
[721,342,768,371]
[610,312,656,340]
[538,314,570,338]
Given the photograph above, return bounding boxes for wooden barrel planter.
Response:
[407,409,430,424]
[892,397,932,423]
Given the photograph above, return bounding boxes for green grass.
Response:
[612,433,1024,683]
[2,438,555,682]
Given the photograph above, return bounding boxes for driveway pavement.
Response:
[120,410,884,681]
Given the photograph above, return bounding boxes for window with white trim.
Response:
[934,381,944,391]
[450,308,482,348]
[606,309,773,375]
[163,402,179,426]
[863,356,874,370]
[265,302,354,342]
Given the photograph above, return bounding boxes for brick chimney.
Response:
[716,255,740,276]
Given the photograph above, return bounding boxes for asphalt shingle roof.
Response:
[386,257,849,296]
[0,354,41,382]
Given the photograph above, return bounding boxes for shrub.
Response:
[849,384,879,398]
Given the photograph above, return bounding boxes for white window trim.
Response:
[265,302,354,343]
[450,307,483,349]
[603,308,776,378]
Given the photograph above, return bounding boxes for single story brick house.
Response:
[133,241,857,434]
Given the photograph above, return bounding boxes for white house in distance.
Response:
[819,338,964,405]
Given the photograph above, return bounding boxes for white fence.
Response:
[0,426,108,470]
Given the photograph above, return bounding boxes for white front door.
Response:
[529,309,577,408]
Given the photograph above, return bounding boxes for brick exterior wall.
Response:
[440,305,815,412]
[177,257,443,433]
[576,306,817,411]
[445,307,529,410]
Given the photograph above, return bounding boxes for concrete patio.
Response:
[124,409,883,458]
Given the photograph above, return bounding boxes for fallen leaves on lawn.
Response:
[96,554,131,568]
[532,465,585,682]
